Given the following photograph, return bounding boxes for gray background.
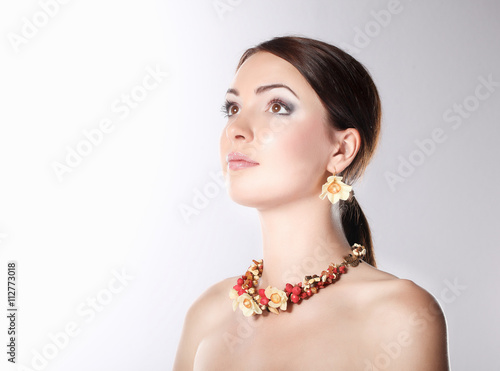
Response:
[0,0,498,370]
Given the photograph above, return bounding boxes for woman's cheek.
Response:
[286,122,323,160]
[268,117,290,136]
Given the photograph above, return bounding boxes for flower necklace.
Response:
[229,243,366,316]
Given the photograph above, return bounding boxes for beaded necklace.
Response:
[229,243,366,316]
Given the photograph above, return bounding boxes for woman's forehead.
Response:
[229,52,312,98]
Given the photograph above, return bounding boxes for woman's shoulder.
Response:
[346,262,444,322]
[352,262,443,313]
[342,263,449,368]
[173,276,237,370]
[186,275,237,319]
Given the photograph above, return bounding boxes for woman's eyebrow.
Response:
[226,84,299,99]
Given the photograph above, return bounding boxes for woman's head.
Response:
[234,36,381,185]
[220,50,344,210]
[220,36,380,266]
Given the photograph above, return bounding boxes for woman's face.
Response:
[219,51,334,209]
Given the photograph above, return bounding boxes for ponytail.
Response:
[340,195,376,267]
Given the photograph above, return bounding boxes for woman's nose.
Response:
[225,113,254,143]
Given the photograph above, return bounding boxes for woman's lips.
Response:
[228,160,259,170]
[227,151,259,170]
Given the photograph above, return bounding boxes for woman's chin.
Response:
[227,190,289,210]
[227,193,262,208]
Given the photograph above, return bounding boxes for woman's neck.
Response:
[256,196,352,289]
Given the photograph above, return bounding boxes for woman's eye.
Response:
[228,105,239,116]
[221,99,292,118]
[220,100,239,118]
[267,100,292,115]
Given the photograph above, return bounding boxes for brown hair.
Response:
[236,35,381,267]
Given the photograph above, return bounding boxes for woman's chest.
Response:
[193,309,370,371]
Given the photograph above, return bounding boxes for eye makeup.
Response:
[220,97,295,118]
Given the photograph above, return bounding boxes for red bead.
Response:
[292,286,301,296]
[291,294,300,303]
[285,283,293,293]
[306,289,312,297]
[332,267,338,274]
[238,289,245,295]
[233,284,241,291]
[258,288,266,297]
[260,296,269,305]
[237,278,244,285]
[300,292,307,299]
[339,266,346,274]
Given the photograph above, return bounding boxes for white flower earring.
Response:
[319,171,352,204]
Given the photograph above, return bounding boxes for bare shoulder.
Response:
[348,263,450,370]
[180,274,237,335]
[188,275,237,316]
[353,263,445,317]
[173,276,237,371]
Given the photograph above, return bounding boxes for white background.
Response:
[0,0,499,370]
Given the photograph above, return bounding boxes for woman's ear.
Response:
[326,128,361,174]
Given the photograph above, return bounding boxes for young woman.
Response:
[173,35,449,370]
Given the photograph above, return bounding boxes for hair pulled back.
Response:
[236,35,381,267]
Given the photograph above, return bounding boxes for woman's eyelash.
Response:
[268,98,292,114]
[220,98,292,117]
[220,99,233,118]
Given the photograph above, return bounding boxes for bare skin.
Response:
[174,265,448,370]
[173,51,449,370]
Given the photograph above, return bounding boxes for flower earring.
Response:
[319,173,352,204]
